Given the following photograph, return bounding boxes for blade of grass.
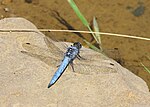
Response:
[141,62,150,74]
[67,0,99,43]
[68,0,89,27]
[146,56,150,60]
[83,39,102,53]
[93,16,102,50]
[93,17,101,44]
[87,25,99,43]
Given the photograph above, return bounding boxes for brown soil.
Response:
[0,0,150,90]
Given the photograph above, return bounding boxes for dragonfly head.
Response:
[73,42,82,49]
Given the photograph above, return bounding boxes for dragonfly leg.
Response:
[70,61,75,72]
[77,54,86,60]
[56,59,64,67]
[56,65,60,67]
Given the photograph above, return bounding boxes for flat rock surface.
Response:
[0,18,150,107]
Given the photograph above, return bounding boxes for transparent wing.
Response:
[43,36,65,57]
[79,48,121,60]
[72,63,117,75]
[22,43,51,56]
[21,42,63,66]
[73,57,116,75]
[69,47,117,75]
[21,51,60,66]
[73,47,110,64]
[73,46,122,66]
[21,37,71,68]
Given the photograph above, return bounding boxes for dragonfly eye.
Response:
[73,42,82,49]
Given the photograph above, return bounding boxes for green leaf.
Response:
[93,17,100,43]
[68,0,89,27]
[67,0,98,43]
[93,17,102,50]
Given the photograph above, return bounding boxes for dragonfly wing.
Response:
[48,56,71,88]
[75,48,110,64]
[71,48,116,75]
[21,51,61,66]
[44,36,64,57]
[72,63,116,75]
[79,47,121,61]
[22,43,54,57]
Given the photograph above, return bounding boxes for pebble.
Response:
[25,0,39,4]
[132,5,145,17]
[4,7,9,12]
[25,0,32,3]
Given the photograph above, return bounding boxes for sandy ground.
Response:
[0,0,150,90]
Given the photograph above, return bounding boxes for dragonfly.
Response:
[47,41,83,88]
[21,36,116,88]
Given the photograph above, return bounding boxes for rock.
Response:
[0,17,150,107]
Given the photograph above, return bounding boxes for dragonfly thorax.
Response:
[65,46,79,59]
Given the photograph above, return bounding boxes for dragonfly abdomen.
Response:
[48,56,71,88]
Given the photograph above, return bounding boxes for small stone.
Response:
[132,5,145,17]
[1,15,4,18]
[25,0,32,3]
[25,0,39,4]
[4,7,9,12]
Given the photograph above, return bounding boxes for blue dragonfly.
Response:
[47,41,83,88]
[21,36,116,88]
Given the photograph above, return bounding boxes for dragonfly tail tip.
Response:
[48,83,53,88]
